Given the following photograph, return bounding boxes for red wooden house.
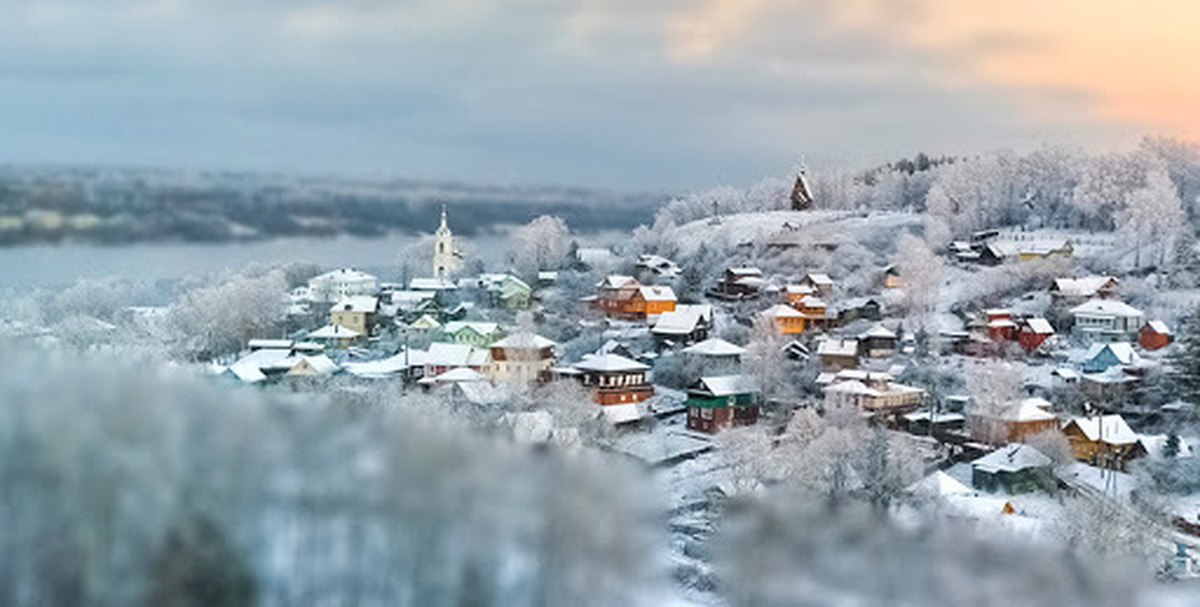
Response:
[1140,320,1171,350]
[1018,318,1056,353]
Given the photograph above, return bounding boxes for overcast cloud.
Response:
[0,1,1168,190]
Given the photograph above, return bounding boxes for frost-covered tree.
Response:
[509,215,572,280]
[1116,167,1185,268]
[892,233,942,331]
[1167,305,1200,405]
[1168,231,1200,288]
[1073,150,1153,231]
[166,268,288,360]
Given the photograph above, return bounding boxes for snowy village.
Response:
[9,3,1200,604]
[6,143,1200,605]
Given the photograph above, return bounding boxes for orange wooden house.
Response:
[594,276,676,320]
[761,304,807,334]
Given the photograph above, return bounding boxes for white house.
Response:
[307,268,378,303]
[1069,299,1144,344]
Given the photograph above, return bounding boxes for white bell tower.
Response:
[433,205,460,279]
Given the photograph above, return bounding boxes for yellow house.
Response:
[487,333,556,385]
[330,296,378,336]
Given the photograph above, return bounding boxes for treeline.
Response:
[0,167,665,246]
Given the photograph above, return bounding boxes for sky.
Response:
[0,0,1193,191]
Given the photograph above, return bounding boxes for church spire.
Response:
[438,204,448,232]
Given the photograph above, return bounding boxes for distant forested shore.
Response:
[0,166,665,246]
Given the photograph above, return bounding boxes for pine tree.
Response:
[1169,231,1200,288]
[1168,305,1200,404]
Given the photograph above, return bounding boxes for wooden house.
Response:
[424,342,491,378]
[682,338,745,375]
[983,309,1018,342]
[572,354,654,405]
[1018,318,1056,353]
[635,254,682,278]
[794,296,831,331]
[595,275,643,318]
[306,324,363,349]
[858,325,898,357]
[837,297,882,323]
[441,321,503,347]
[800,273,834,296]
[882,265,902,289]
[1140,320,1172,350]
[487,333,556,385]
[686,375,762,434]
[651,304,712,345]
[712,267,765,300]
[817,338,859,371]
[1061,415,1144,468]
[329,296,379,336]
[1050,275,1119,302]
[479,274,532,309]
[629,286,678,320]
[761,304,806,335]
[971,444,1054,494]
[968,398,1058,445]
[823,373,926,416]
[782,284,817,306]
[1082,342,1139,374]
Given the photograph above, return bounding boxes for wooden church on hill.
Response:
[791,165,815,211]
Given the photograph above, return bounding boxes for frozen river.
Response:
[0,232,620,289]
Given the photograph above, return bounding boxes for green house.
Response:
[441,321,503,347]
[686,375,761,434]
[481,274,532,309]
[971,444,1055,494]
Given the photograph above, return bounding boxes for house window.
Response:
[701,408,713,420]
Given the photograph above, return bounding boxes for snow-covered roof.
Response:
[1070,298,1143,318]
[228,362,267,383]
[971,444,1051,473]
[442,321,500,336]
[1138,434,1195,460]
[419,367,484,384]
[908,470,973,499]
[409,277,458,291]
[652,309,704,335]
[804,272,833,285]
[1145,320,1170,335]
[597,275,639,289]
[728,267,762,276]
[310,268,377,283]
[984,308,1012,317]
[637,285,677,302]
[1064,415,1139,446]
[817,339,859,357]
[573,353,649,372]
[490,332,556,350]
[409,314,442,329]
[1008,398,1057,422]
[859,325,897,339]
[683,338,746,357]
[425,342,476,366]
[1052,276,1117,298]
[289,354,340,376]
[1023,318,1055,334]
[696,375,759,396]
[761,304,804,319]
[1084,342,1138,365]
[248,339,293,350]
[785,284,816,295]
[343,350,424,378]
[307,324,362,339]
[330,295,378,314]
[390,290,436,305]
[602,403,644,425]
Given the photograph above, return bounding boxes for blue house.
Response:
[1082,342,1138,374]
